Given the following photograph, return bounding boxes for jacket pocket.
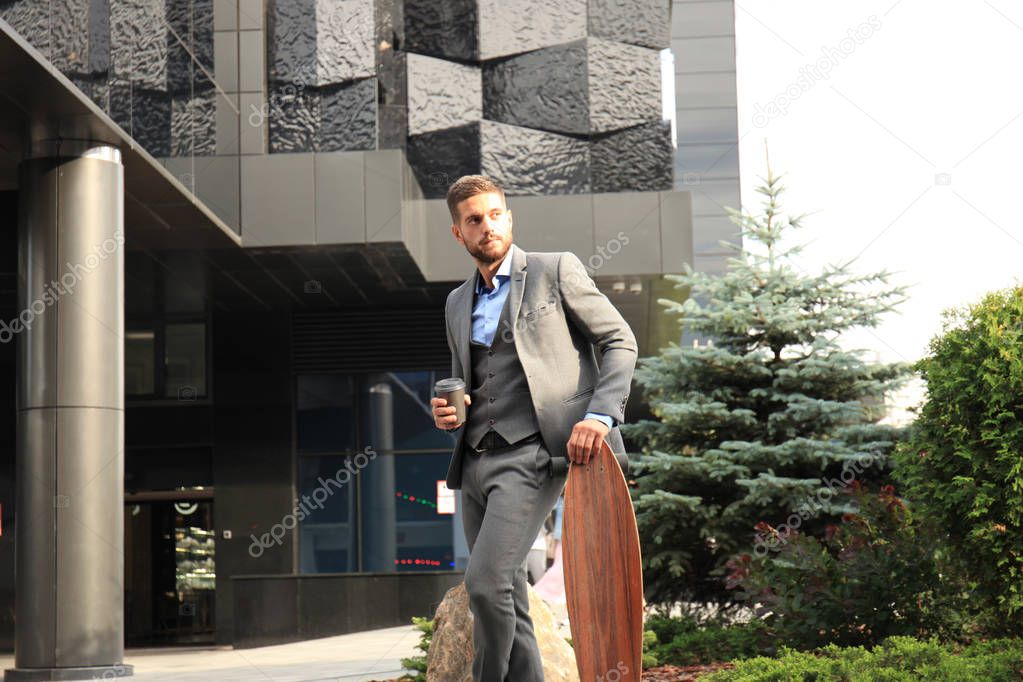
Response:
[562,385,594,404]
[523,298,557,321]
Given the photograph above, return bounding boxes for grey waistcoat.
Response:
[464,284,541,450]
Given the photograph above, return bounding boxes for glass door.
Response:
[125,497,216,645]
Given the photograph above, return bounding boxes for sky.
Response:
[731,0,1023,424]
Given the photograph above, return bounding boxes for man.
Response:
[430,174,638,681]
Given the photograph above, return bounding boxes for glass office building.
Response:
[0,0,739,676]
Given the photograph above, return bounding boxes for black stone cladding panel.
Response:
[477,0,587,60]
[48,0,111,77]
[170,75,217,156]
[404,0,477,62]
[377,50,407,149]
[482,40,588,135]
[267,0,317,86]
[587,0,672,50]
[132,86,172,157]
[588,37,662,133]
[269,83,319,153]
[110,0,167,89]
[167,0,192,93]
[479,120,590,196]
[318,78,378,152]
[107,78,133,131]
[406,122,482,198]
[590,120,673,193]
[166,0,214,93]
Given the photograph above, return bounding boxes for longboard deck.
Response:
[562,439,643,681]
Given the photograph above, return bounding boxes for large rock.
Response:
[426,581,579,682]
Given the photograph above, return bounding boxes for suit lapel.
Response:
[508,243,527,336]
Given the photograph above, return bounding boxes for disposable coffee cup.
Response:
[434,378,466,428]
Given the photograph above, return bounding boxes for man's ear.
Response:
[451,223,461,243]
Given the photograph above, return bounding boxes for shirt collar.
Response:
[474,243,515,295]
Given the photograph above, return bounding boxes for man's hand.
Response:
[567,418,610,464]
[431,394,471,430]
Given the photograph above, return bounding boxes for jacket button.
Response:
[488,418,495,425]
[489,397,496,403]
[488,371,494,377]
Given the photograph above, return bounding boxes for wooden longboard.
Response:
[562,439,643,681]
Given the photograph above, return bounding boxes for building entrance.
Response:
[124,492,216,645]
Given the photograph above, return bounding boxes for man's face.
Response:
[450,191,513,264]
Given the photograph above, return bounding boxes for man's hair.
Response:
[446,175,506,224]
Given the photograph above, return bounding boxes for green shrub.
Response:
[725,482,964,649]
[891,286,1023,636]
[701,635,1023,680]
[643,614,770,666]
[399,615,433,681]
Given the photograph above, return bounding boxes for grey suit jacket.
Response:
[443,242,638,490]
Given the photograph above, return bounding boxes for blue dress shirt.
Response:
[470,247,615,431]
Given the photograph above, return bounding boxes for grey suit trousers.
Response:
[460,432,566,682]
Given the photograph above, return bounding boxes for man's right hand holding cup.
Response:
[432,394,471,431]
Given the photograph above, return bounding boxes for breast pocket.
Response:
[562,385,594,404]
[523,298,558,322]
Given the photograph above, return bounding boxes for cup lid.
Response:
[434,377,465,392]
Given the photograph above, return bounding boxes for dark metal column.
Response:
[363,381,396,571]
[6,140,132,681]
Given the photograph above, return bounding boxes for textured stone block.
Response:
[404,0,477,61]
[406,123,482,198]
[50,0,111,76]
[588,0,671,50]
[169,69,219,156]
[269,83,319,152]
[591,120,673,193]
[480,120,589,196]
[318,77,377,151]
[478,0,586,60]
[483,40,588,135]
[407,53,481,135]
[167,0,214,92]
[132,86,172,156]
[267,0,317,86]
[484,37,662,135]
[588,37,661,133]
[111,0,168,88]
[377,39,407,149]
[0,0,53,58]
[315,0,374,84]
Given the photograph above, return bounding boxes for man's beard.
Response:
[465,234,510,264]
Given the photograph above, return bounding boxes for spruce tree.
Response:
[622,151,915,609]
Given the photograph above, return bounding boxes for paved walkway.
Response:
[0,624,422,682]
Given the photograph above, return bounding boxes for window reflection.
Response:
[165,322,207,399]
[298,455,355,573]
[296,374,355,453]
[126,329,155,395]
[296,370,457,574]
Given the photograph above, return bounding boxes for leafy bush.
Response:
[643,614,770,666]
[724,482,965,649]
[700,635,1023,680]
[399,615,433,681]
[891,285,1023,636]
